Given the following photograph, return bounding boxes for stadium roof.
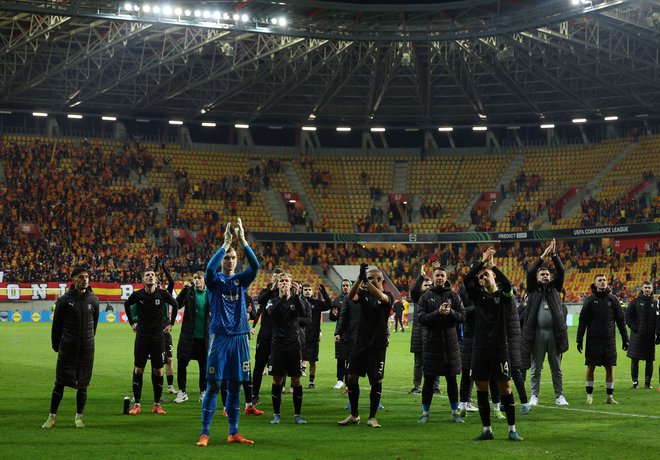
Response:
[0,0,658,129]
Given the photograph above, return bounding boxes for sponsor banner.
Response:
[0,282,185,302]
[253,222,660,244]
[2,310,184,323]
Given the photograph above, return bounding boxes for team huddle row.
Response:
[43,224,654,445]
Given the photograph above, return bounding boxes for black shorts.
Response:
[134,334,165,369]
[470,349,510,382]
[347,347,386,380]
[303,341,319,362]
[164,332,173,359]
[270,346,302,377]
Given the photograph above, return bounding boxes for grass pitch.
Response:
[1,322,658,459]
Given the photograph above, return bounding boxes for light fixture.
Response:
[478,113,487,120]
[212,11,221,20]
[277,17,287,27]
[437,127,453,132]
[153,5,161,14]
[203,10,211,19]
[123,2,132,12]
[268,126,282,130]
[507,126,520,130]
[136,118,150,123]
[540,123,555,129]
[472,126,487,131]
[202,122,216,127]
[184,9,192,16]
[636,113,649,118]
[235,123,250,129]
[174,7,183,16]
[404,128,419,132]
[133,4,140,12]
[163,5,173,16]
[370,127,385,132]
[604,116,618,121]
[241,14,249,22]
[32,112,48,117]
[194,9,201,17]
[102,116,117,121]
[308,114,316,120]
[271,17,278,25]
[572,118,587,124]
[302,126,317,131]
[336,126,351,132]
[233,13,240,21]
[67,114,83,119]
[169,120,183,125]
[142,4,151,13]
[0,110,12,114]
[200,108,207,114]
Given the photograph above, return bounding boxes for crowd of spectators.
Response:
[1,138,658,306]
[579,195,658,227]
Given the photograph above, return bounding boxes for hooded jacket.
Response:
[625,292,658,361]
[577,285,629,366]
[417,281,465,376]
[521,255,569,369]
[51,286,99,389]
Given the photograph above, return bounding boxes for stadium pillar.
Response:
[45,117,60,137]
[113,121,127,141]
[486,131,500,152]
[423,131,439,150]
[362,132,376,149]
[237,128,255,147]
[178,126,192,147]
[300,131,320,150]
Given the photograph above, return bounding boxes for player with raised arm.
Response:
[463,247,523,441]
[197,218,259,446]
[337,264,393,428]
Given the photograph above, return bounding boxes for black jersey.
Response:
[267,294,310,351]
[125,288,178,337]
[472,293,511,351]
[464,262,514,352]
[354,290,393,349]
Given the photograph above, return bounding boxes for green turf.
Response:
[1,322,658,459]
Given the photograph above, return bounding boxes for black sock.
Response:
[501,392,516,426]
[132,372,143,404]
[293,385,303,415]
[645,360,653,386]
[477,390,491,428]
[50,383,65,414]
[167,375,174,387]
[337,360,346,381]
[421,374,435,407]
[309,375,315,384]
[348,383,360,417]
[177,359,187,393]
[272,383,283,414]
[606,386,614,396]
[221,380,228,408]
[243,381,253,404]
[586,385,594,395]
[153,374,164,404]
[369,382,382,419]
[76,388,88,414]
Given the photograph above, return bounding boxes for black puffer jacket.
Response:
[335,293,361,349]
[625,293,658,361]
[51,286,99,389]
[577,285,629,367]
[331,294,357,359]
[409,275,426,354]
[175,285,210,361]
[463,261,522,370]
[521,255,569,369]
[417,282,465,376]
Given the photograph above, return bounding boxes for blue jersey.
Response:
[205,245,259,336]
